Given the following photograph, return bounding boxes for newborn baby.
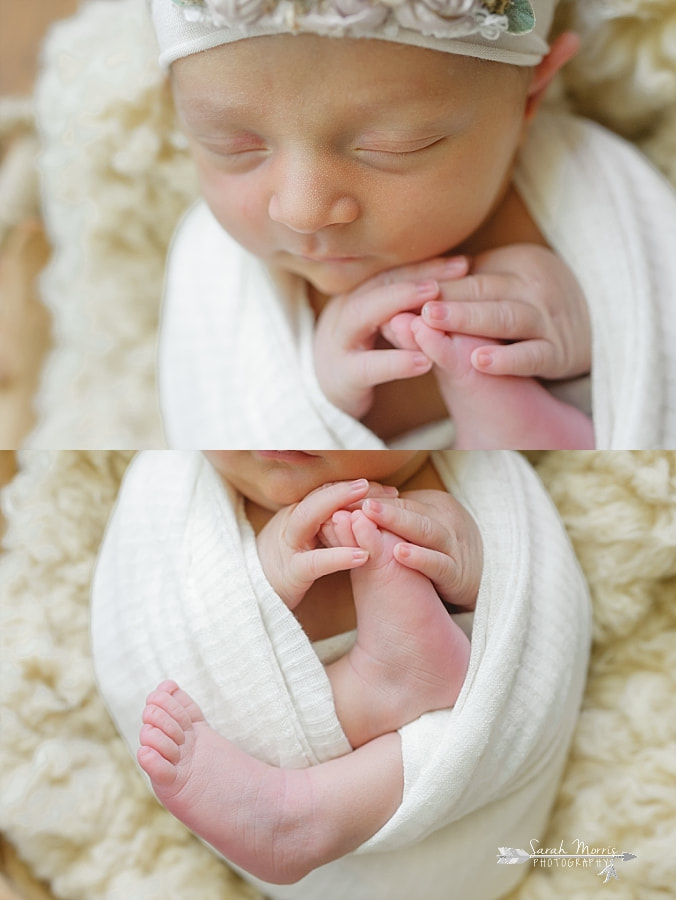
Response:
[137,450,478,882]
[91,449,590,900]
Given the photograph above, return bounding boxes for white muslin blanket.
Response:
[158,111,676,449]
[91,450,590,900]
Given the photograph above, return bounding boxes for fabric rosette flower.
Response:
[169,0,535,39]
[300,0,390,34]
[394,0,506,38]
[200,0,268,25]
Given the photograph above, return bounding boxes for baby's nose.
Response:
[268,155,359,233]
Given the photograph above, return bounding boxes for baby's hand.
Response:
[358,489,483,610]
[313,257,468,419]
[257,479,398,609]
[418,244,591,380]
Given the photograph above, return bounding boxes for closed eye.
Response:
[203,143,267,157]
[355,136,446,157]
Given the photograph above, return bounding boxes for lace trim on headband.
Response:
[170,0,535,40]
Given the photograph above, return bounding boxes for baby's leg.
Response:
[411,320,595,449]
[326,511,470,748]
[138,681,402,884]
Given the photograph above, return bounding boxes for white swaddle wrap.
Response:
[91,450,590,900]
[158,111,676,449]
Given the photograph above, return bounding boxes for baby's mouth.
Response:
[254,451,320,463]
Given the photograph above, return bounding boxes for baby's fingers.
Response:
[392,544,471,608]
[361,498,448,551]
[344,280,439,345]
[471,338,553,377]
[361,256,469,293]
[291,547,368,588]
[291,479,398,546]
[351,347,432,388]
[421,298,540,341]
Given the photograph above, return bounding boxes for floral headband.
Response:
[150,0,555,68]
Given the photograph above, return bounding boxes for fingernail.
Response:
[352,549,369,563]
[413,353,432,370]
[363,499,383,514]
[395,543,413,559]
[349,478,368,491]
[444,257,467,276]
[416,279,439,299]
[382,485,399,496]
[473,350,493,369]
[422,302,447,323]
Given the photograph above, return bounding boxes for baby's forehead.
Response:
[170,34,520,112]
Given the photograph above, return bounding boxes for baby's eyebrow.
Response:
[179,93,253,124]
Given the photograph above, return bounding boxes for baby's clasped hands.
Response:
[417,244,592,380]
[313,256,470,420]
[255,478,398,609]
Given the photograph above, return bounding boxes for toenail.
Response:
[413,353,432,370]
[473,350,493,369]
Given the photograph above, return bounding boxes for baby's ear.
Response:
[525,31,580,121]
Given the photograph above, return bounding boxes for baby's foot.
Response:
[327,510,470,745]
[138,681,298,883]
[411,321,594,449]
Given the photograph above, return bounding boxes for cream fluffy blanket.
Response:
[90,450,590,900]
[1,450,675,900]
[159,113,676,450]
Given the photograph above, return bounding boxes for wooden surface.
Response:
[0,0,81,96]
[0,1,78,452]
[0,220,51,449]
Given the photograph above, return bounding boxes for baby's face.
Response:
[204,450,427,509]
[172,35,531,297]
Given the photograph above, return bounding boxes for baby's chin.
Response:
[285,256,391,298]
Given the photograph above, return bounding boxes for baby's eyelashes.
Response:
[354,136,445,156]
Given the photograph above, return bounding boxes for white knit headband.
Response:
[150,0,556,68]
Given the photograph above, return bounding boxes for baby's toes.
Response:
[350,510,392,566]
[142,701,186,746]
[144,686,192,730]
[137,741,178,787]
[410,320,466,376]
[382,312,420,351]
[139,720,181,761]
[332,509,357,547]
[166,684,207,726]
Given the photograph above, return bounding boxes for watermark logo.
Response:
[497,840,637,884]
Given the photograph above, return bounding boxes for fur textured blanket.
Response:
[1,450,675,900]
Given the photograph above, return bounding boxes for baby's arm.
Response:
[138,681,402,884]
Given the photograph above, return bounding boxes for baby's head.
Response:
[203,450,427,508]
[151,1,572,296]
